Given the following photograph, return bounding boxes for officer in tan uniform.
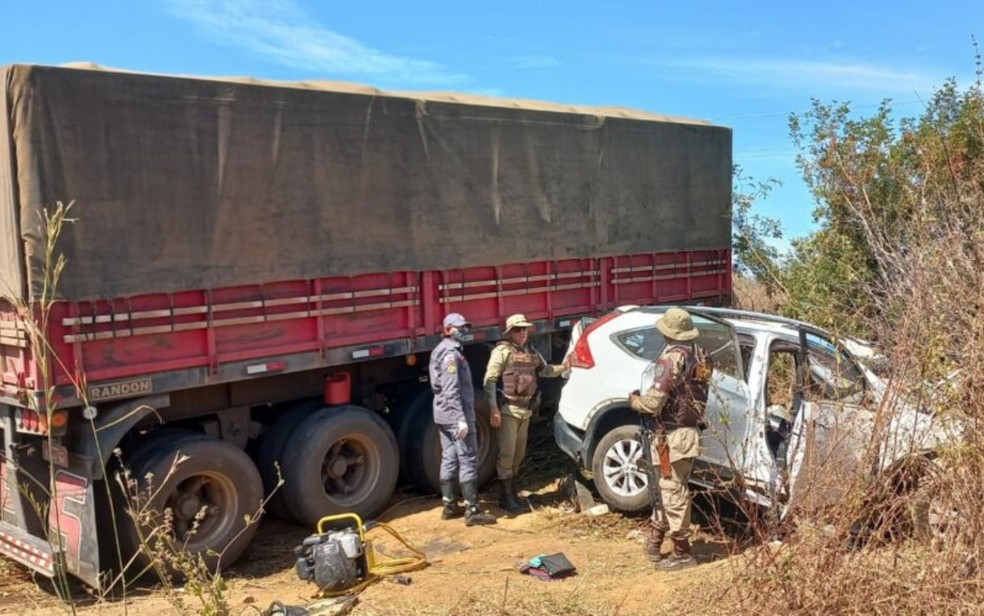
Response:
[629,307,712,571]
[484,314,569,514]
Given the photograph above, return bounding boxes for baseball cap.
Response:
[443,313,470,328]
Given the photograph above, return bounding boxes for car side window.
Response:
[614,317,743,380]
[804,333,866,403]
[615,328,666,360]
[695,319,742,380]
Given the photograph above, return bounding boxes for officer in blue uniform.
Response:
[430,313,497,526]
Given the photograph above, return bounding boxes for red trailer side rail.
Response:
[0,250,730,405]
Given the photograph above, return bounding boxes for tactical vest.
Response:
[499,342,541,406]
[661,344,713,430]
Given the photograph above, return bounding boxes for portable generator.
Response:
[295,513,427,595]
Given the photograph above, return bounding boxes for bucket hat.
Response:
[504,313,533,333]
[655,307,699,341]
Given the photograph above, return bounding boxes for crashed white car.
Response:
[553,306,954,516]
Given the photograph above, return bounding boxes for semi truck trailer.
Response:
[0,63,732,586]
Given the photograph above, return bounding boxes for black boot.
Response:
[656,535,697,571]
[462,481,496,526]
[440,480,463,520]
[498,478,527,515]
[645,522,667,563]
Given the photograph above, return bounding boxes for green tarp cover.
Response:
[0,64,731,301]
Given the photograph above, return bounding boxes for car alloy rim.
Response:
[602,438,649,497]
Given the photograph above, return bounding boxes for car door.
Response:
[636,311,753,472]
[784,328,878,511]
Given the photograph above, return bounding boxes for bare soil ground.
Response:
[0,428,743,616]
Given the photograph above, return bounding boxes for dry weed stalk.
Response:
[0,201,274,615]
[705,65,984,616]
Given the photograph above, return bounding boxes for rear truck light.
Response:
[13,407,63,435]
[48,410,70,437]
[569,311,620,370]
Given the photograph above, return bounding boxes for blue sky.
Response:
[2,0,979,246]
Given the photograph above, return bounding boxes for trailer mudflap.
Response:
[48,466,101,587]
[1,443,101,587]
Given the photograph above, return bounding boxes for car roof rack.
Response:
[683,306,813,331]
[636,305,878,358]
[688,306,878,345]
[639,304,829,335]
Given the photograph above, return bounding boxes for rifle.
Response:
[636,412,664,517]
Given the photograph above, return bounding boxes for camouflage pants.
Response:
[650,427,699,535]
[496,410,530,480]
[654,456,694,535]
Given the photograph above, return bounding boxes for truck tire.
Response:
[402,392,497,493]
[115,428,210,495]
[256,399,324,523]
[279,406,399,527]
[591,425,651,514]
[120,432,264,576]
[393,388,431,485]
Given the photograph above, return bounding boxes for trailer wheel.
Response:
[280,406,399,527]
[256,399,324,522]
[120,428,207,471]
[392,388,431,485]
[120,433,264,575]
[402,392,497,493]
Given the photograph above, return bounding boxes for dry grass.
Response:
[732,276,785,313]
[533,507,641,540]
[705,80,984,616]
[382,583,612,616]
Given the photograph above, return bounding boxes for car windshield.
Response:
[614,315,742,380]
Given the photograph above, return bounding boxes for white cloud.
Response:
[655,56,944,95]
[162,0,467,86]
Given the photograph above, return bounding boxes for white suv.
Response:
[553,306,953,515]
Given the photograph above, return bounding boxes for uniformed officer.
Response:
[430,313,496,526]
[629,307,712,571]
[484,314,569,514]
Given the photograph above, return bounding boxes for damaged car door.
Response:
[784,329,879,511]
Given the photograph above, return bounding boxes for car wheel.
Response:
[591,424,651,513]
[280,406,399,527]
